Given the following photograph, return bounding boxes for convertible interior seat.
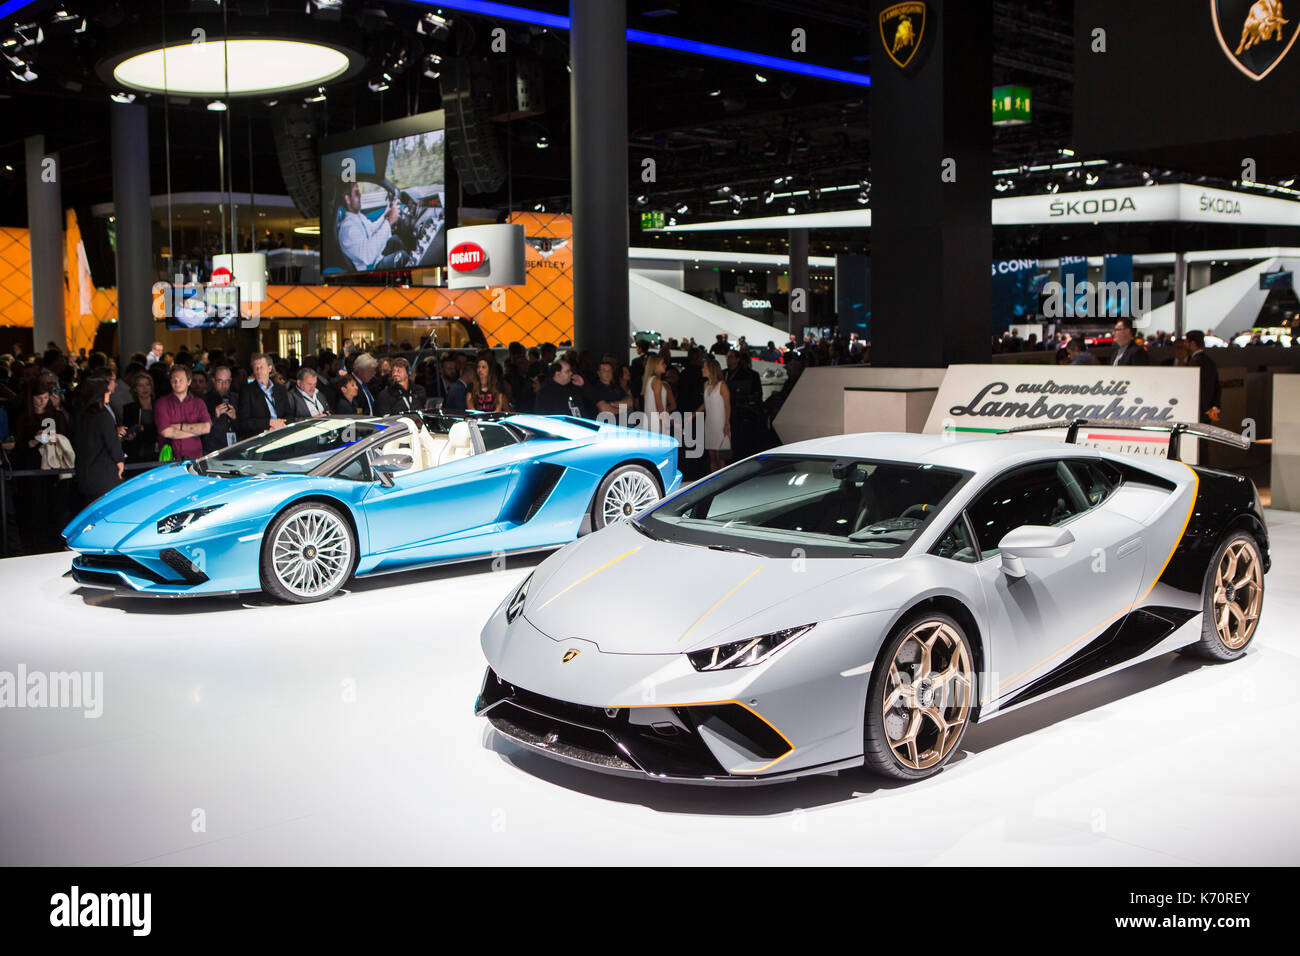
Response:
[438,422,476,465]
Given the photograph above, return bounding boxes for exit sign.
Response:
[640,210,666,230]
[993,85,1031,126]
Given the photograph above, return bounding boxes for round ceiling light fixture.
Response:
[106,38,360,98]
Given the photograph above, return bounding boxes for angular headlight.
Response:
[686,624,814,672]
[156,505,224,534]
[505,572,532,623]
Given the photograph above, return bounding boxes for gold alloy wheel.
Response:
[882,620,973,770]
[1212,538,1264,650]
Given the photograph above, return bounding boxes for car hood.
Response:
[68,463,303,530]
[523,521,891,654]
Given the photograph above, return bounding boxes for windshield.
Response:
[639,455,969,558]
[201,419,391,477]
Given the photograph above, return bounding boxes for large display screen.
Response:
[163,284,241,330]
[320,111,449,276]
[1260,270,1294,292]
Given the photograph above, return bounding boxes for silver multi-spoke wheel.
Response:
[600,468,660,526]
[270,507,352,600]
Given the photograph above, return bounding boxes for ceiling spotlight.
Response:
[535,135,549,149]
[11,22,42,48]
[1085,172,1100,186]
[207,99,227,111]
[368,75,391,92]
[754,73,768,83]
[110,91,136,103]
[675,201,689,214]
[1059,147,1075,157]
[1045,181,1059,193]
[50,7,86,32]
[305,86,327,102]
[10,65,37,82]
[307,0,345,19]
[717,185,732,197]
[532,201,545,211]
[668,216,677,226]
[422,52,442,79]
[417,11,451,37]
[786,202,796,214]
[856,189,869,205]
[762,190,775,205]
[635,194,648,206]
[994,178,1010,192]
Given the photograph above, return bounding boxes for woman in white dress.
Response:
[642,354,675,434]
[699,357,731,473]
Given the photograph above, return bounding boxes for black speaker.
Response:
[439,58,506,194]
[270,103,323,218]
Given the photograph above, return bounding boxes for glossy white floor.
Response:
[1,511,1298,867]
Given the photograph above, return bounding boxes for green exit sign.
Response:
[640,210,666,230]
[992,85,1031,126]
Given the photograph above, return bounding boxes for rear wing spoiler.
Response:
[997,418,1250,462]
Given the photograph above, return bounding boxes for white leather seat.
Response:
[438,421,475,465]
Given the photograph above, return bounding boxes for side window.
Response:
[476,423,518,452]
[932,516,978,563]
[967,462,1084,559]
[335,454,371,482]
[1068,460,1121,508]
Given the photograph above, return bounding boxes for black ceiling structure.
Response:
[1,0,1297,261]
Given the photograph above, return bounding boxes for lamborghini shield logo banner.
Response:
[1212,0,1298,80]
[879,1,927,69]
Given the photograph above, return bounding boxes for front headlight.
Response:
[505,572,533,623]
[686,624,814,672]
[157,505,224,534]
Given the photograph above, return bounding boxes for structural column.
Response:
[24,136,65,353]
[569,0,629,362]
[870,0,992,366]
[788,228,809,337]
[111,103,154,366]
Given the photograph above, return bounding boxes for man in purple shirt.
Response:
[155,366,212,460]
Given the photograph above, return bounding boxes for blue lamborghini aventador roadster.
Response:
[63,412,681,602]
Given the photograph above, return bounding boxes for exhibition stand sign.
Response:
[446,223,526,289]
[923,364,1202,461]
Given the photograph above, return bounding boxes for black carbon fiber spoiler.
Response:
[997,418,1250,462]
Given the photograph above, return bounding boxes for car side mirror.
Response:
[372,454,412,487]
[998,525,1075,578]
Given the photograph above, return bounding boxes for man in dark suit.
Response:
[201,365,239,453]
[235,353,292,438]
[1185,330,1222,423]
[1111,318,1150,366]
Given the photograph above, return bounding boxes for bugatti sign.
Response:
[924,365,1202,460]
[446,224,527,289]
[449,242,487,273]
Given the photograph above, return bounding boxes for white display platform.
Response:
[1,513,1298,866]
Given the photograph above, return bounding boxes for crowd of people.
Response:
[0,336,794,555]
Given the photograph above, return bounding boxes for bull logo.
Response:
[879,2,927,70]
[1213,0,1298,79]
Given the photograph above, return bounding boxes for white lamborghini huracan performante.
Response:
[476,421,1266,785]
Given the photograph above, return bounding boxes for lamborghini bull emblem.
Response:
[879,1,927,70]
[562,648,580,663]
[1213,0,1298,79]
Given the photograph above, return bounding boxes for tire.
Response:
[259,502,356,603]
[864,610,976,781]
[591,464,661,530]
[1181,530,1264,661]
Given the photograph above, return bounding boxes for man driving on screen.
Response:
[337,180,399,272]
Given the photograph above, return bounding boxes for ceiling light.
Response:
[304,86,327,102]
[422,53,442,79]
[707,88,721,96]
[110,38,355,98]
[110,91,136,103]
[11,65,37,82]
[754,73,768,83]
[307,0,345,20]
[207,99,227,111]
[293,224,320,235]
[635,194,648,206]
[368,75,391,92]
[675,202,689,214]
[1059,147,1075,157]
[417,12,451,37]
[786,202,796,214]
[535,135,549,149]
